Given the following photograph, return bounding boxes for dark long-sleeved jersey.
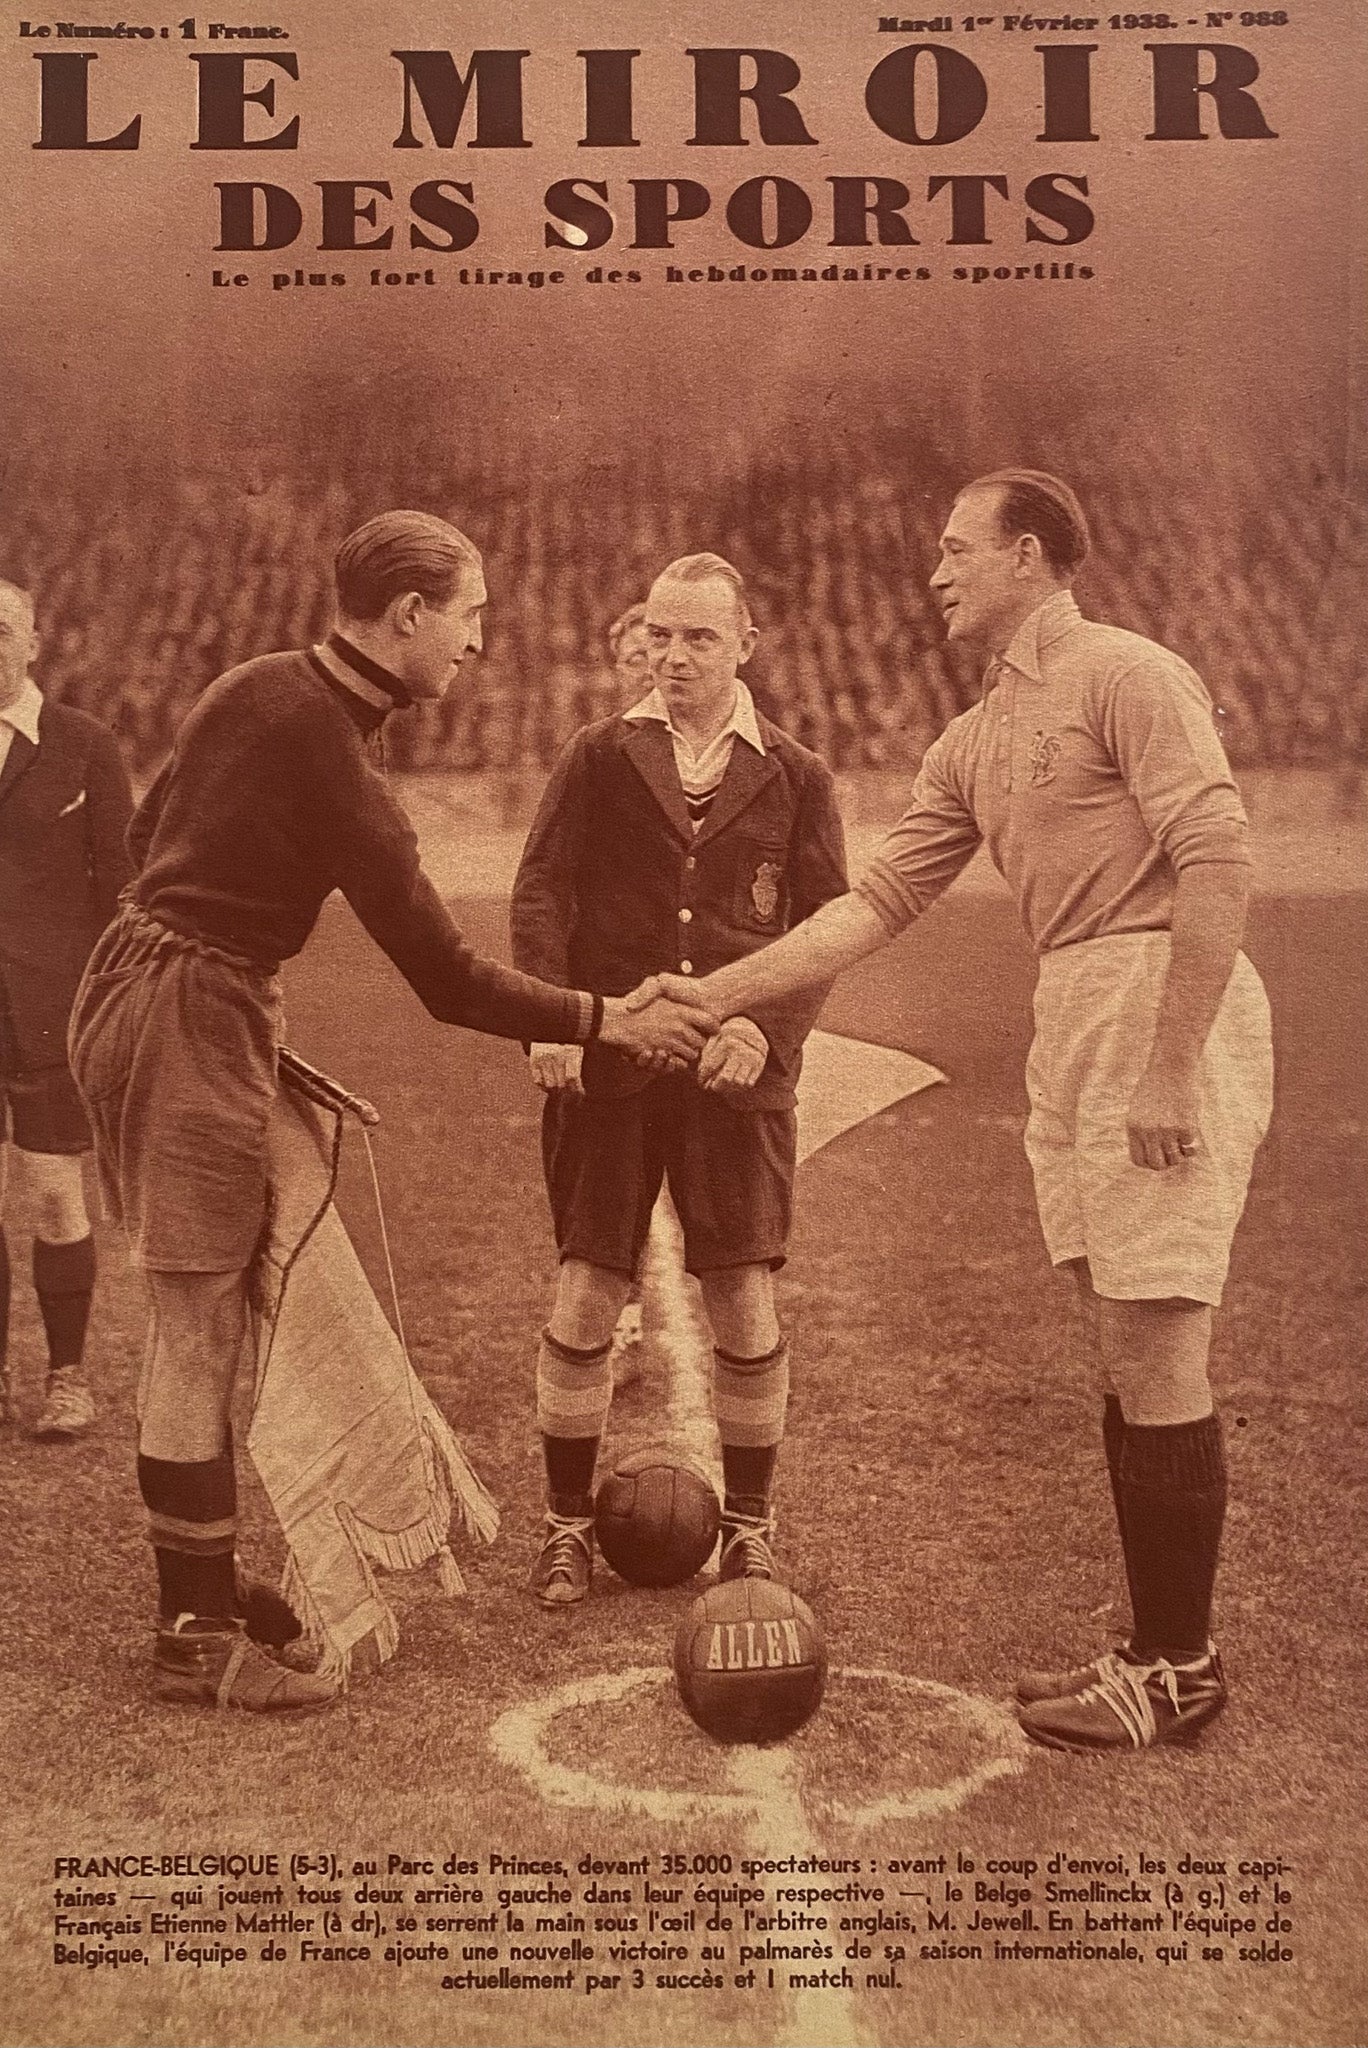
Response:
[130,649,593,1045]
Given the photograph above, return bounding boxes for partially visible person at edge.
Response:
[511,552,848,1611]
[0,578,133,1438]
[67,510,716,1716]
[605,600,650,710]
[629,472,1273,1757]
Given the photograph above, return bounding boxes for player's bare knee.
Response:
[140,1268,248,1456]
[138,1347,239,1459]
[551,1258,631,1350]
[13,1148,89,1241]
[1112,1362,1214,1427]
[1098,1296,1214,1422]
[138,1407,234,1462]
[1101,1294,1212,1358]
[139,1353,239,1458]
[699,1262,779,1357]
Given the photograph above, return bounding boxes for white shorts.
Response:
[1023,933,1273,1305]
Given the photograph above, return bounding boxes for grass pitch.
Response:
[1,888,1364,2048]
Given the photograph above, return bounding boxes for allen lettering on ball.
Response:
[674,1579,827,1744]
[593,1448,721,1588]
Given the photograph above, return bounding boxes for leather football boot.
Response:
[153,1617,336,1712]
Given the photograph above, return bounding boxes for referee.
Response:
[629,472,1273,1755]
[512,553,848,1606]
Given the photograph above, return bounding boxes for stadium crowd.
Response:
[2,397,1364,778]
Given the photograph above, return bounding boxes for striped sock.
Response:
[536,1329,614,1518]
[34,1235,96,1371]
[137,1452,238,1622]
[714,1339,790,1518]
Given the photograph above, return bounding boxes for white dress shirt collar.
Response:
[623,677,766,758]
[0,677,43,746]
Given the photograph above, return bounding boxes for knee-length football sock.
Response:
[715,1339,789,1519]
[1117,1414,1227,1662]
[34,1234,96,1371]
[536,1329,613,1518]
[137,1451,238,1623]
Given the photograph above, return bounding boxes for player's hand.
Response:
[1126,1061,1202,1170]
[626,972,724,1018]
[697,1016,769,1095]
[599,993,717,1069]
[529,1042,584,1095]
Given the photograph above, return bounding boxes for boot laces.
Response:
[540,1514,593,1586]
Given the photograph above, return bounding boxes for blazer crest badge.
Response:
[751,861,782,921]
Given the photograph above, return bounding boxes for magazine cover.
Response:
[1,3,1364,2045]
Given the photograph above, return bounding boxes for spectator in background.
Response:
[6,403,1360,781]
[606,602,650,708]
[0,577,133,1437]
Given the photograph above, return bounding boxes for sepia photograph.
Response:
[1,3,1364,2044]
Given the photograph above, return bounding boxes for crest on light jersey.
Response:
[1028,730,1061,786]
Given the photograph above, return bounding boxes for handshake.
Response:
[529,975,769,1098]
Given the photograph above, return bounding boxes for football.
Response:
[673,1578,827,1743]
[593,1448,721,1587]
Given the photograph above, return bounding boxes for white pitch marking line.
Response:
[644,1197,722,1491]
[488,1664,1028,2040]
[488,1667,1028,1831]
[631,1028,951,2037]
[823,1670,1029,1828]
[728,1742,875,2048]
[490,1668,749,1825]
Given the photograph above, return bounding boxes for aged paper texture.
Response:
[1,3,1364,2045]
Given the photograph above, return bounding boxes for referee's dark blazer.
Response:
[0,697,133,1073]
[510,707,848,1109]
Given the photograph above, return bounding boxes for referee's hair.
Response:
[964,470,1090,575]
[334,511,482,621]
[654,551,754,630]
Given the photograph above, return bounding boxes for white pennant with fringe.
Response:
[246,1056,498,1688]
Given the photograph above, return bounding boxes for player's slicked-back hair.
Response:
[334,511,482,622]
[653,552,754,629]
[608,601,648,660]
[963,470,1091,575]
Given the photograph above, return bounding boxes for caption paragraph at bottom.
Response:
[48,1846,1297,1994]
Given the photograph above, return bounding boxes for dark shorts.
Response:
[0,989,90,1154]
[542,1077,796,1277]
[1,1063,91,1155]
[68,903,282,1272]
